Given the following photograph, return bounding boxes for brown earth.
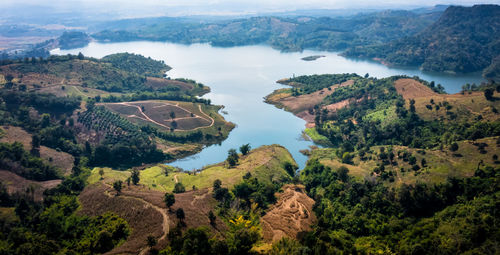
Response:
[0,126,74,175]
[79,182,226,254]
[394,78,500,122]
[79,183,166,255]
[261,184,316,242]
[394,78,437,99]
[117,185,226,234]
[280,80,354,114]
[0,170,61,201]
[323,98,351,112]
[102,101,213,131]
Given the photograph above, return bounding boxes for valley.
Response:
[0,3,499,255]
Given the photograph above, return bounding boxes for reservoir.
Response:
[52,42,484,169]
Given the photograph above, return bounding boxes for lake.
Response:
[52,41,484,170]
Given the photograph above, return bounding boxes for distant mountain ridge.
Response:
[344,4,500,76]
[91,9,441,52]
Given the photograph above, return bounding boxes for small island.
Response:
[301,55,325,61]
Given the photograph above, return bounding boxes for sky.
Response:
[1,0,500,18]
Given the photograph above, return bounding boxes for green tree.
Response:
[227,149,239,167]
[239,143,251,155]
[131,169,140,185]
[283,161,297,177]
[99,168,105,180]
[173,182,186,193]
[484,88,494,101]
[176,208,185,223]
[146,235,157,248]
[113,180,123,195]
[164,193,175,211]
[208,210,216,226]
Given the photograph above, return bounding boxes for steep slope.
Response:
[345,5,500,74]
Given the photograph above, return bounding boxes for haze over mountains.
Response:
[1,1,500,254]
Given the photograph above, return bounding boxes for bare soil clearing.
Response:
[79,183,166,255]
[261,184,316,242]
[0,170,61,201]
[394,78,437,99]
[280,80,354,114]
[267,80,354,127]
[0,126,74,175]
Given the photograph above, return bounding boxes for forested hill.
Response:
[344,5,500,76]
[92,10,441,52]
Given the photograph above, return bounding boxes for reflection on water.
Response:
[52,42,484,170]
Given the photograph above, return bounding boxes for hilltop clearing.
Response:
[89,145,295,192]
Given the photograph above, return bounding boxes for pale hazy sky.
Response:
[2,0,500,17]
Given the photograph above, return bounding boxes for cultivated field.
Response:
[102,101,214,131]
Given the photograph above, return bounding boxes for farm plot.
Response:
[102,101,213,131]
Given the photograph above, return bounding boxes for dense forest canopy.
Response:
[344,5,500,75]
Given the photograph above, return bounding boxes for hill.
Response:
[101,52,171,78]
[80,145,303,254]
[0,53,232,168]
[344,5,500,76]
[92,10,440,52]
[265,72,499,254]
[267,73,499,184]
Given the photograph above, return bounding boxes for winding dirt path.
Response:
[103,183,170,255]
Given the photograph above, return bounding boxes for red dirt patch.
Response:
[394,78,437,100]
[261,184,316,242]
[0,170,61,201]
[323,98,351,112]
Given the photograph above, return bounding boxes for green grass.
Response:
[87,145,295,192]
[88,167,131,185]
[304,128,330,145]
[363,105,398,128]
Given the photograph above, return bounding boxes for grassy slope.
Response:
[89,145,296,192]
[310,136,499,186]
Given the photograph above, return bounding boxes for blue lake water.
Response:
[52,41,484,170]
